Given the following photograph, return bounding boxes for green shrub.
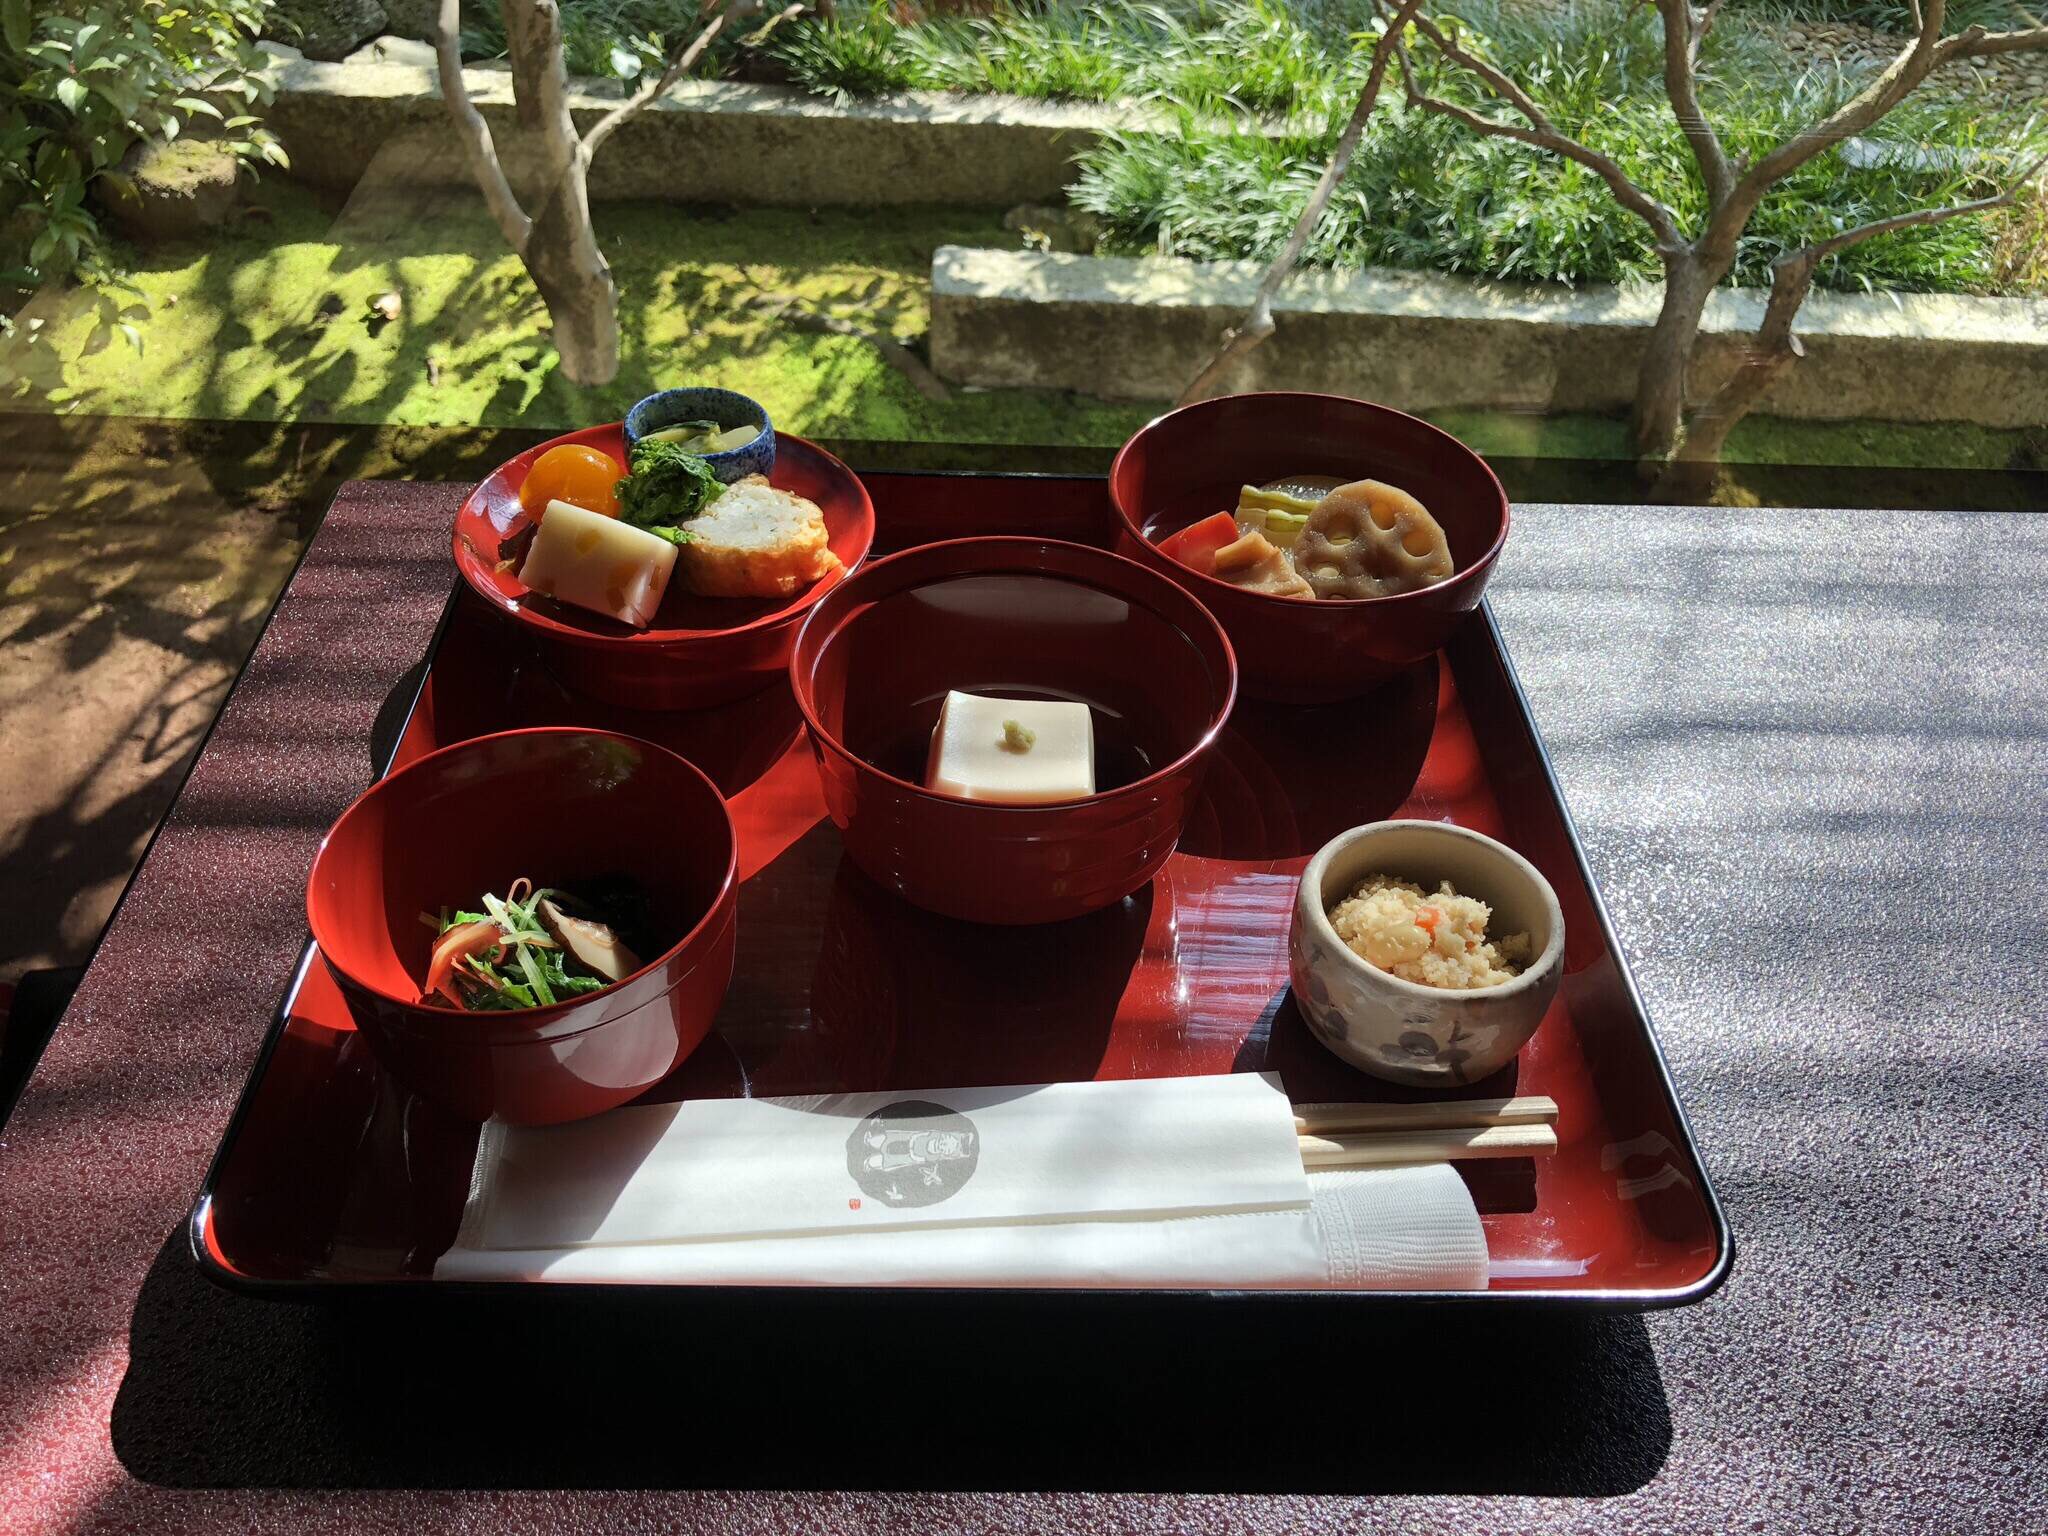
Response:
[460,0,752,82]
[1732,0,2028,34]
[1073,0,2045,295]
[1,0,284,291]
[772,1,1356,118]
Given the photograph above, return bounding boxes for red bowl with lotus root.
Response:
[1110,392,1509,704]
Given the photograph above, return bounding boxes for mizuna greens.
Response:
[422,878,638,1011]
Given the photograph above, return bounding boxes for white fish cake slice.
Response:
[679,475,842,598]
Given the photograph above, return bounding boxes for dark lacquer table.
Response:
[2,482,2042,1535]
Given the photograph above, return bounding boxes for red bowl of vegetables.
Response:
[453,423,875,711]
[1109,393,1509,704]
[306,727,738,1125]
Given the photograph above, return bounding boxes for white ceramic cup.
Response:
[1289,820,1566,1087]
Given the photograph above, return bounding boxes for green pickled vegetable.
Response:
[614,438,726,546]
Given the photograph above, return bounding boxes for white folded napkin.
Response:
[436,1074,1488,1291]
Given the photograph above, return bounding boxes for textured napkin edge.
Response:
[450,1116,511,1256]
[1311,1164,1489,1291]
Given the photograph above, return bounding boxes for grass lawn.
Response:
[8,178,1154,448]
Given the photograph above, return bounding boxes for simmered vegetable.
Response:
[420,879,639,1011]
[647,421,759,453]
[614,439,726,546]
[1155,512,1242,577]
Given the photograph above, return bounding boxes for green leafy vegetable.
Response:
[646,419,722,446]
[430,882,627,1012]
[615,439,725,544]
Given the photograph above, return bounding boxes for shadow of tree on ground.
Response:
[0,413,556,982]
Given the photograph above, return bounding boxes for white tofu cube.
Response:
[925,690,1095,804]
[516,499,677,629]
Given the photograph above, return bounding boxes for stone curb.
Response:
[929,247,2048,427]
[260,55,1136,205]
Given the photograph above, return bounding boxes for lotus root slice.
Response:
[1295,479,1454,599]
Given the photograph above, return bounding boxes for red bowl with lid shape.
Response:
[453,424,875,711]
[1109,392,1509,704]
[306,727,738,1124]
[790,536,1237,925]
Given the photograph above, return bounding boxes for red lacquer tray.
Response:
[190,472,1730,1307]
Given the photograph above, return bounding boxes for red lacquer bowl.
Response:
[1109,392,1509,704]
[305,728,738,1124]
[453,425,875,711]
[790,537,1237,925]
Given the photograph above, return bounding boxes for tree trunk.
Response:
[1652,245,1817,501]
[525,181,620,386]
[505,0,621,387]
[1630,249,1712,468]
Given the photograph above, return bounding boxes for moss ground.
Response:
[8,178,2042,477]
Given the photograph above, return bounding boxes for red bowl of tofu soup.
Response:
[789,537,1237,925]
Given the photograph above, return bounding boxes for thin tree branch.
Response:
[1945,23,2048,56]
[584,1,803,159]
[1671,178,2030,483]
[1805,185,2025,268]
[1177,0,1423,404]
[1689,0,1728,66]
[1660,0,1732,205]
[434,0,532,254]
[1727,0,1952,220]
[1399,13,1683,251]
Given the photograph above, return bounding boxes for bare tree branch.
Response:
[1668,180,2029,486]
[1177,0,1423,404]
[1688,0,1728,66]
[583,0,804,160]
[434,0,533,255]
[1399,12,1683,251]
[1946,23,2048,56]
[1806,185,2025,267]
[1726,0,1953,222]
[519,0,579,181]
[1709,6,2046,261]
[1659,0,1732,204]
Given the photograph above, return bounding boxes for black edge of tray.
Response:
[189,537,1731,1313]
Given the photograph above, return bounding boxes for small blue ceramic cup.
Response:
[622,387,775,484]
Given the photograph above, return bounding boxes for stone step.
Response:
[930,246,2048,427]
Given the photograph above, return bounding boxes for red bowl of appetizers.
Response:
[453,423,875,711]
[1109,392,1509,704]
[306,727,738,1124]
[790,536,1237,925]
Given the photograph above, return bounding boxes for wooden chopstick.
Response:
[1298,1123,1558,1170]
[1292,1095,1558,1137]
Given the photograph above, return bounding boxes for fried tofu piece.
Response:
[678,475,842,599]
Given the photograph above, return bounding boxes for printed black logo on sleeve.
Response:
[846,1100,980,1209]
